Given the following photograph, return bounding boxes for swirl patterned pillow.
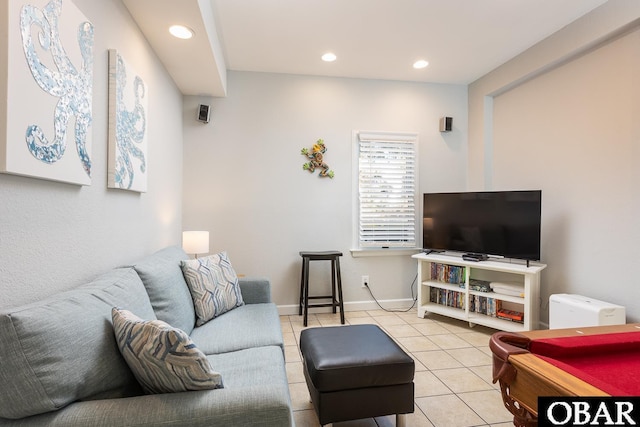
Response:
[180,252,244,325]
[111,308,223,394]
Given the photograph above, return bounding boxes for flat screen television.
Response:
[422,190,542,261]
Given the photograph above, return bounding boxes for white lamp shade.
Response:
[182,231,210,255]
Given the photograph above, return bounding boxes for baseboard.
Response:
[277,298,415,316]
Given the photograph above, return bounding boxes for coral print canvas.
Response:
[107,49,148,192]
[0,0,94,185]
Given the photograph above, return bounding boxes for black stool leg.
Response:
[299,257,306,316]
[335,257,345,324]
[303,256,310,327]
[331,259,337,314]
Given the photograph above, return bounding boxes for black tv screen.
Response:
[423,190,541,261]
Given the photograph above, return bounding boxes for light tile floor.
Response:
[281,310,515,427]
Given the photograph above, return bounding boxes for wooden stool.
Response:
[299,251,345,327]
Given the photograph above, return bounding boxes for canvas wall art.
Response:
[107,49,148,192]
[0,0,94,185]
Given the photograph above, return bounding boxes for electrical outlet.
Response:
[361,275,369,288]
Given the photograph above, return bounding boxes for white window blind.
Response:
[357,131,418,248]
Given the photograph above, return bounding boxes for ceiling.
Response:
[123,0,609,97]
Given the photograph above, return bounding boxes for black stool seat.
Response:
[300,325,415,425]
[301,324,414,391]
[299,250,343,259]
[299,251,344,326]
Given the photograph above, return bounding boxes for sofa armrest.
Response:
[3,387,292,427]
[239,277,272,304]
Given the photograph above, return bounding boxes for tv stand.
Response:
[461,253,488,262]
[412,253,546,332]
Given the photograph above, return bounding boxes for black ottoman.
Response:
[300,324,415,426]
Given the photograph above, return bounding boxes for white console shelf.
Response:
[412,253,546,332]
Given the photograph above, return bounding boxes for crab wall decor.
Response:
[301,139,334,178]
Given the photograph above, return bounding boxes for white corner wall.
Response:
[469,1,640,323]
[0,0,184,309]
[183,71,468,311]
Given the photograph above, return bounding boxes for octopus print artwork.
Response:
[107,49,148,192]
[0,0,94,185]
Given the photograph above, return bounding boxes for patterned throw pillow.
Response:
[180,252,244,325]
[111,308,223,394]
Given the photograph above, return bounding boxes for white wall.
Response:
[183,71,467,312]
[0,0,184,309]
[469,1,640,323]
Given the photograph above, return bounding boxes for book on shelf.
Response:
[430,287,465,310]
[469,295,499,317]
[496,308,524,323]
[430,263,466,285]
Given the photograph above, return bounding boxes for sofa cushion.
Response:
[199,346,293,425]
[112,308,223,394]
[190,303,284,355]
[180,252,244,326]
[0,268,155,420]
[11,346,293,427]
[133,246,197,334]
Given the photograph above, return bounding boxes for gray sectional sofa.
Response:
[0,246,293,426]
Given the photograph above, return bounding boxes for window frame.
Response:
[351,130,421,257]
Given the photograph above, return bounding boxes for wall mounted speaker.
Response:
[197,104,211,123]
[439,116,452,132]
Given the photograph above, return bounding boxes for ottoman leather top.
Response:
[300,324,415,392]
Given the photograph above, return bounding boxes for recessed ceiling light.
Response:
[413,60,429,69]
[169,25,194,40]
[322,52,337,62]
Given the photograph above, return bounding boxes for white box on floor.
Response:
[549,293,625,329]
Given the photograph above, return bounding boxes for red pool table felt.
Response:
[528,331,640,395]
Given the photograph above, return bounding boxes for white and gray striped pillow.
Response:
[111,308,223,394]
[180,252,244,325]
